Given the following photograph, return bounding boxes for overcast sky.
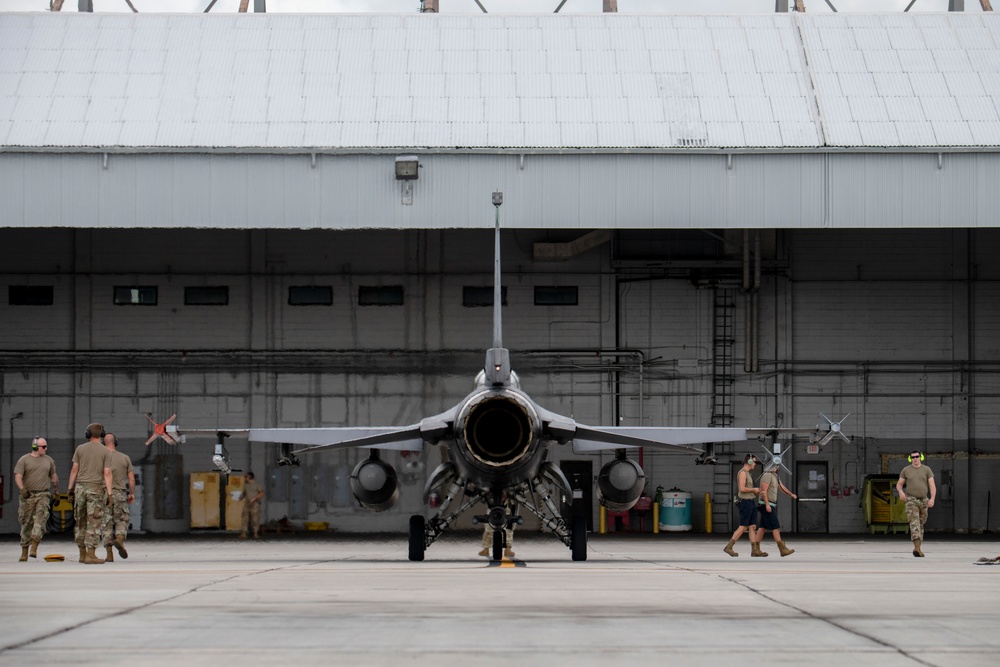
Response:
[0,0,989,14]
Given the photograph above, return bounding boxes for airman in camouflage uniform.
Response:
[67,422,113,564]
[102,433,135,562]
[896,450,936,557]
[239,471,265,540]
[14,437,59,561]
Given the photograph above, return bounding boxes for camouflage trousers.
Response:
[905,497,929,541]
[242,501,261,535]
[74,483,108,549]
[481,525,514,550]
[102,489,131,546]
[19,492,51,547]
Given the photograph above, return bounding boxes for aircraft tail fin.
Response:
[485,191,511,386]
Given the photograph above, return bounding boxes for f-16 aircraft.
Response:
[147,191,849,561]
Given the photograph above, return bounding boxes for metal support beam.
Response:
[776,0,788,11]
[949,0,965,9]
[533,230,612,261]
[254,0,266,12]
[78,0,93,12]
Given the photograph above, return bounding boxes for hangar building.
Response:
[1,9,999,536]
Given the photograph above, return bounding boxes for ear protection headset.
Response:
[31,436,39,451]
[85,423,106,440]
[907,452,925,462]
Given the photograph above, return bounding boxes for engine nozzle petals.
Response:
[463,395,534,468]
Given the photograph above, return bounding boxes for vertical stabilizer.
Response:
[485,191,511,386]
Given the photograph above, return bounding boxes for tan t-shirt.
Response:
[109,450,134,490]
[15,454,56,492]
[759,471,780,505]
[242,479,263,503]
[72,441,112,484]
[899,464,934,500]
[737,468,758,500]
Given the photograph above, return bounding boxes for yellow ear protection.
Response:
[31,436,39,451]
[907,452,925,462]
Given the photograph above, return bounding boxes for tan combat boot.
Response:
[78,544,87,563]
[478,548,489,558]
[504,548,515,558]
[913,539,924,557]
[115,536,128,559]
[777,541,795,557]
[83,547,105,565]
[105,545,114,562]
[751,542,769,557]
[723,539,738,557]
[29,541,40,558]
[19,546,29,562]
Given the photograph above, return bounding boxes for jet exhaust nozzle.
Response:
[350,455,399,512]
[463,395,534,468]
[597,457,645,512]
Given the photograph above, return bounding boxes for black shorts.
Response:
[757,504,780,531]
[737,499,759,527]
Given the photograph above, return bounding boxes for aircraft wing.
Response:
[569,425,748,454]
[248,427,426,454]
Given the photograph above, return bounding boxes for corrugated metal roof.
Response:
[1,12,999,151]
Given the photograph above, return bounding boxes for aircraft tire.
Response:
[408,515,426,562]
[491,526,504,561]
[571,515,587,561]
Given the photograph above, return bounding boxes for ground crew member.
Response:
[67,422,113,564]
[14,436,59,561]
[239,471,265,539]
[102,433,135,562]
[723,454,764,557]
[479,519,515,559]
[897,450,936,557]
[756,460,798,557]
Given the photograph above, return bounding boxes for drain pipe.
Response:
[752,230,761,373]
[742,230,761,373]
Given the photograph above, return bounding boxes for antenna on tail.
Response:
[484,191,511,386]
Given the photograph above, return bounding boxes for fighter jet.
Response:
[147,191,848,561]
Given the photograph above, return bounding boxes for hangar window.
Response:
[114,286,157,305]
[534,286,578,306]
[463,286,507,307]
[359,285,404,306]
[289,286,333,306]
[9,285,54,306]
[185,286,229,306]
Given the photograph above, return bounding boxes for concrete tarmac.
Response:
[2,532,999,667]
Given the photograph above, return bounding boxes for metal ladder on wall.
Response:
[710,287,736,533]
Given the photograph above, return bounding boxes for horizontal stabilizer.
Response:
[571,426,748,454]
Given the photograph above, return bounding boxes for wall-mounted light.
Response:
[395,155,419,181]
